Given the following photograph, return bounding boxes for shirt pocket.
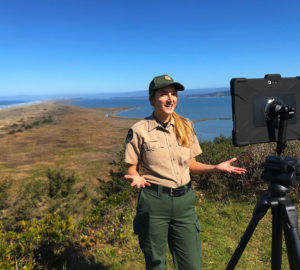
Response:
[142,140,166,165]
[143,141,164,151]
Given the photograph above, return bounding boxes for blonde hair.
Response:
[172,112,194,147]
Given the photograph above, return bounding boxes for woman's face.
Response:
[151,85,178,121]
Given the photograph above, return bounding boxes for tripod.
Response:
[226,181,300,270]
[226,105,300,270]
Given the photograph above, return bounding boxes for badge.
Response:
[165,75,172,81]
[125,129,133,144]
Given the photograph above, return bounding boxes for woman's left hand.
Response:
[215,157,246,175]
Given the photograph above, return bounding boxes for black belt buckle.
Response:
[170,187,185,197]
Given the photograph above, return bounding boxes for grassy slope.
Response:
[0,102,138,224]
[95,195,293,270]
[0,102,137,182]
[0,102,297,269]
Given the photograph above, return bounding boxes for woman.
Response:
[124,74,246,270]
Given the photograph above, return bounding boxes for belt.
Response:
[144,181,191,197]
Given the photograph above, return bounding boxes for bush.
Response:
[42,116,53,124]
[0,214,82,269]
[32,121,40,126]
[97,148,134,199]
[0,179,12,210]
[6,180,48,229]
[47,168,76,198]
[192,135,300,199]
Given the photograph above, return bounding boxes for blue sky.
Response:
[1,0,300,96]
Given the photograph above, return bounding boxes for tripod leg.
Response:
[226,196,270,270]
[271,202,282,270]
[281,200,300,270]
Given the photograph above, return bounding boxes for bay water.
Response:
[70,96,233,142]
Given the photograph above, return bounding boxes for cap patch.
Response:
[125,128,133,144]
[164,75,172,81]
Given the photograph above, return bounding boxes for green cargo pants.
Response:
[133,185,202,270]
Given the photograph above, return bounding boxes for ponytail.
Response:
[172,112,194,147]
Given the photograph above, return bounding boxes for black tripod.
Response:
[226,105,300,270]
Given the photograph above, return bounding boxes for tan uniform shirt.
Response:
[125,114,202,188]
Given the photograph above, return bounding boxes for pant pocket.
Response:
[195,220,201,232]
[133,212,149,235]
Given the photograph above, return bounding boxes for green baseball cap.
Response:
[149,74,184,96]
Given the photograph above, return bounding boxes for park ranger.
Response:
[124,74,246,270]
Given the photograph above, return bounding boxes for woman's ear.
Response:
[149,96,154,106]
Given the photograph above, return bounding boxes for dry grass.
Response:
[0,101,137,188]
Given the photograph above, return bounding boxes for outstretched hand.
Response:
[124,174,151,189]
[215,158,246,175]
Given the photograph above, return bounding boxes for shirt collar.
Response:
[147,113,175,132]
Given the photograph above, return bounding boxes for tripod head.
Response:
[262,100,300,195]
[262,155,300,195]
[264,99,295,155]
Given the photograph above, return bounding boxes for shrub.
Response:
[42,116,53,124]
[47,168,76,198]
[0,179,12,210]
[24,124,33,129]
[97,148,134,199]
[192,135,300,199]
[5,180,48,229]
[0,214,82,269]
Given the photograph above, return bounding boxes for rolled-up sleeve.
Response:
[125,128,142,165]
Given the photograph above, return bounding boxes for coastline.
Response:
[0,101,231,128]
[0,101,232,148]
[0,100,231,183]
[0,100,42,110]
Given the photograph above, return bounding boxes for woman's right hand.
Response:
[124,174,151,189]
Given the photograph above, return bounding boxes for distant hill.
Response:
[97,87,230,99]
[0,87,229,100]
[182,90,230,98]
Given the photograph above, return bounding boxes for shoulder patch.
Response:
[125,128,133,144]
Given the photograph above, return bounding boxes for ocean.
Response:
[0,100,42,109]
[70,96,233,142]
[0,100,28,109]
